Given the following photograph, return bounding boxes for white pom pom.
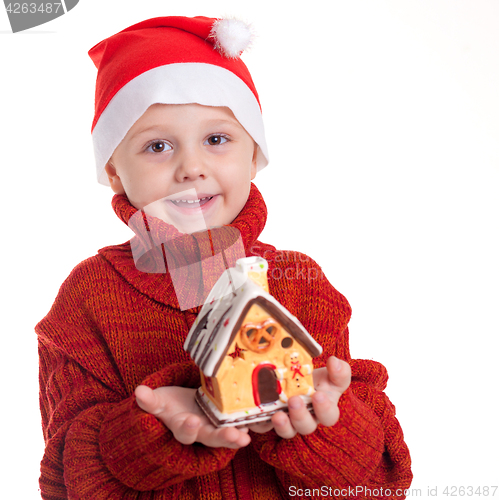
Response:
[209,18,253,58]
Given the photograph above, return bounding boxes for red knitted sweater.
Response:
[36,183,412,499]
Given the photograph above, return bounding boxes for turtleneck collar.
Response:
[98,183,271,311]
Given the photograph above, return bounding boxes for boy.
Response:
[36,16,412,499]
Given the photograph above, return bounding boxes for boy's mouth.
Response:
[170,196,214,208]
[166,194,219,217]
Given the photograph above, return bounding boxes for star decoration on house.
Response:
[227,343,246,360]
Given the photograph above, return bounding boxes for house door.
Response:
[252,363,280,406]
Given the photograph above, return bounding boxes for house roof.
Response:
[184,258,322,377]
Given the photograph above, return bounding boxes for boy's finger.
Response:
[247,421,274,434]
[221,427,251,448]
[200,425,250,449]
[271,411,297,439]
[326,357,351,394]
[274,410,301,439]
[135,385,161,414]
[312,390,340,427]
[286,396,317,436]
[172,415,201,445]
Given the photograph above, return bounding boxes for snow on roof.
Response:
[184,257,322,377]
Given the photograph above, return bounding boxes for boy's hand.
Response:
[135,385,251,449]
[248,356,351,438]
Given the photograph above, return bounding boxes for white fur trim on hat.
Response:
[92,63,268,186]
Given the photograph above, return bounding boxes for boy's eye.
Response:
[205,135,229,146]
[146,141,172,153]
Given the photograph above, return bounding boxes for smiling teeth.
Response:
[172,196,212,204]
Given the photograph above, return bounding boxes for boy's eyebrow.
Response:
[204,118,241,128]
[130,118,242,141]
[130,125,165,140]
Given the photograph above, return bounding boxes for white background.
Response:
[1,1,498,498]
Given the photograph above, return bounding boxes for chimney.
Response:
[235,256,269,293]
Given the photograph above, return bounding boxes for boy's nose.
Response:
[174,150,208,182]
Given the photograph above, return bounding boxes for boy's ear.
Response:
[250,143,258,180]
[104,161,126,195]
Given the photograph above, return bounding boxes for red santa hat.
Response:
[88,16,269,186]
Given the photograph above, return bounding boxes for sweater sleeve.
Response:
[249,335,413,498]
[37,278,237,499]
[248,253,413,498]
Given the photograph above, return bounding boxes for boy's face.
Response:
[105,103,258,229]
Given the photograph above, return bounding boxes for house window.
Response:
[240,318,280,353]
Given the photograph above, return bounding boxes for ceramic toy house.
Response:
[184,256,322,427]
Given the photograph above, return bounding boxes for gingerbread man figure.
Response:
[277,351,314,402]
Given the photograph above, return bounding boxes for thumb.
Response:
[326,356,351,394]
[135,385,162,415]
